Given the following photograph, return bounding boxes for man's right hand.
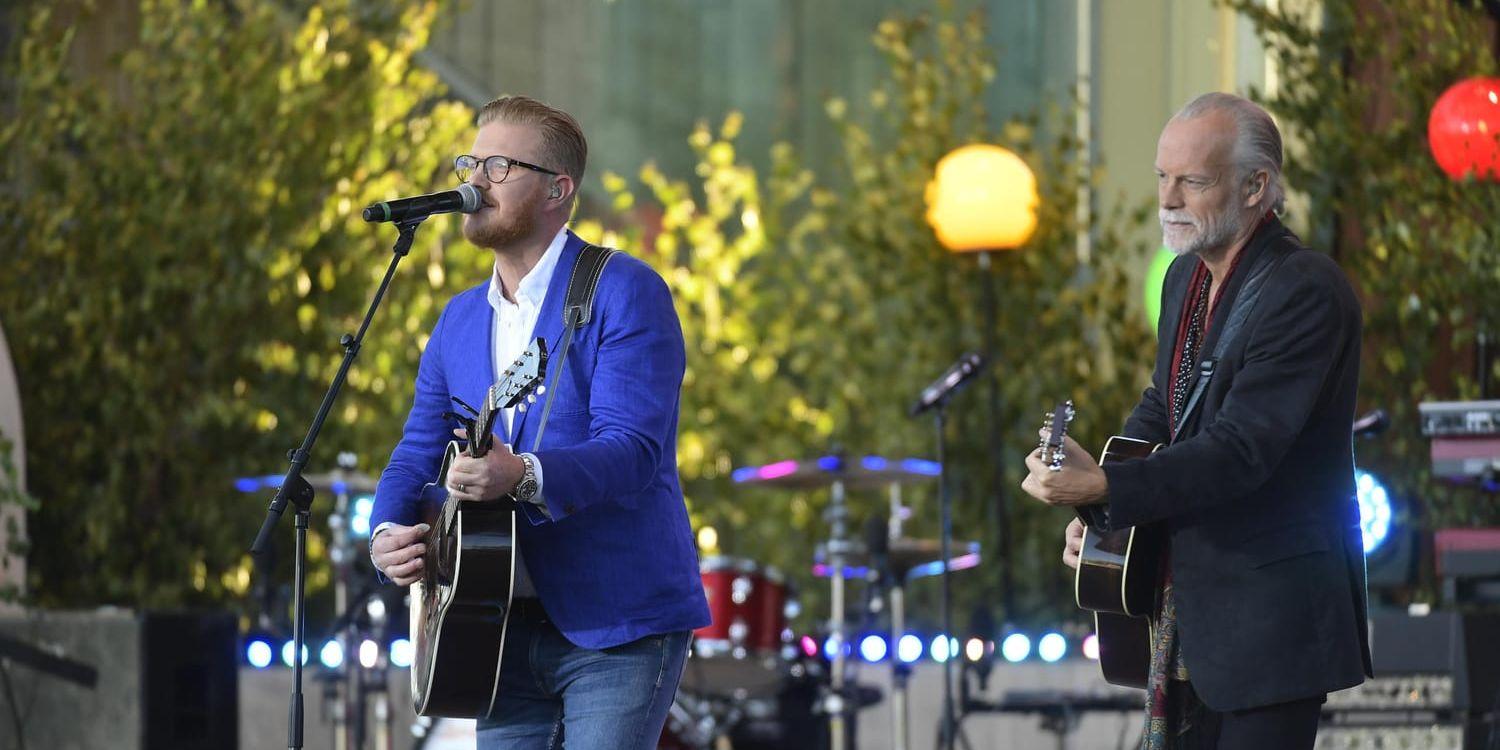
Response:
[1062,517,1085,570]
[371,523,430,586]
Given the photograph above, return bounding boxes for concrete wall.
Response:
[0,323,26,611]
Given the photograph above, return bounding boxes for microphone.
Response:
[362,183,482,223]
[1352,408,1390,438]
[909,352,987,416]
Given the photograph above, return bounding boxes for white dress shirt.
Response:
[373,227,568,598]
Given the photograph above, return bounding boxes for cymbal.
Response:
[813,538,981,581]
[731,455,940,490]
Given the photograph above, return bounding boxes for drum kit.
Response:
[663,454,981,750]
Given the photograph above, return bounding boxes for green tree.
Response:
[0,0,480,611]
[593,7,1154,627]
[1229,0,1500,550]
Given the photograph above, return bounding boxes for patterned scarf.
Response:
[1141,242,1249,749]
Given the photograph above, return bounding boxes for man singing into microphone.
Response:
[368,95,709,748]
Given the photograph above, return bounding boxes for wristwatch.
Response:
[513,454,540,503]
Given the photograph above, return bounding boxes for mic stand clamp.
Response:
[248,217,425,750]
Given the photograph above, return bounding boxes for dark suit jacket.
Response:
[1101,217,1374,712]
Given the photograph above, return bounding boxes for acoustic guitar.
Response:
[1039,401,1164,689]
[410,338,547,718]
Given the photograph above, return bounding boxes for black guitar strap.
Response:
[528,242,618,452]
[1170,241,1295,445]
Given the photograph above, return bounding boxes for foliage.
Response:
[0,432,36,603]
[0,0,481,612]
[1228,0,1500,539]
[592,7,1155,626]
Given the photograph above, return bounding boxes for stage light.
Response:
[1082,633,1100,661]
[1038,632,1067,663]
[1000,633,1031,663]
[390,638,414,668]
[823,635,846,660]
[320,640,344,669]
[897,634,924,664]
[926,144,1039,251]
[281,641,308,667]
[351,495,374,537]
[359,639,379,669]
[930,635,959,663]
[1356,469,1393,554]
[964,637,986,663]
[800,635,819,659]
[246,639,274,669]
[859,634,889,663]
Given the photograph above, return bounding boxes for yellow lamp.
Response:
[925,144,1039,251]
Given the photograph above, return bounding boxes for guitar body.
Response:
[407,338,546,718]
[1073,435,1165,689]
[410,441,518,718]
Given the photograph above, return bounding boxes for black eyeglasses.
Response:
[454,154,560,184]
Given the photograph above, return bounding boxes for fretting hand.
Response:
[1020,430,1108,508]
[445,427,525,502]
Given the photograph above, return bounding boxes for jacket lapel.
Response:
[508,230,585,450]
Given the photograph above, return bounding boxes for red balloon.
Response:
[1428,77,1500,181]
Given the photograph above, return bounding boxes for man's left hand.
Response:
[446,428,525,501]
[1020,431,1109,507]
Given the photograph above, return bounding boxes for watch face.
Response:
[516,478,539,500]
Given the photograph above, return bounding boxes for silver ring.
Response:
[456,483,466,492]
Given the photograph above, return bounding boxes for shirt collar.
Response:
[486,227,570,310]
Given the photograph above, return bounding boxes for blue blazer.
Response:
[372,230,710,649]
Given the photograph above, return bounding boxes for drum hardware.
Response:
[731,454,940,750]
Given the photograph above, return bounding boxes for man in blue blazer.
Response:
[369,95,709,749]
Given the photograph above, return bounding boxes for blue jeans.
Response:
[476,599,690,749]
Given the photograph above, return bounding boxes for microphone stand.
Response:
[934,403,958,750]
[249,217,425,750]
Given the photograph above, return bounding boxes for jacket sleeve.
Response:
[528,261,685,521]
[371,304,453,531]
[1102,261,1359,528]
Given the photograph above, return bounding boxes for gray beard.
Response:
[1162,208,1248,258]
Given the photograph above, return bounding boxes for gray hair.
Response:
[1172,92,1286,213]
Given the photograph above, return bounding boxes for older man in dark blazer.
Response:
[1021,92,1371,750]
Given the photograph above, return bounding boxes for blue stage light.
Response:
[859,634,889,663]
[1038,632,1067,663]
[246,639,274,669]
[897,634,924,664]
[1355,469,1392,554]
[351,495,374,537]
[319,640,344,669]
[1000,633,1031,663]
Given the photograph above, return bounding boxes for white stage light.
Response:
[1038,632,1067,663]
[897,634,924,664]
[390,638,414,668]
[859,634,889,663]
[246,640,274,669]
[1000,633,1031,663]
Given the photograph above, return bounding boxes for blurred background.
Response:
[0,0,1498,748]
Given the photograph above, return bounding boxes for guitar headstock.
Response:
[467,338,549,458]
[1038,400,1075,472]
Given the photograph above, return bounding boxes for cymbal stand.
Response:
[822,476,852,750]
[888,482,911,750]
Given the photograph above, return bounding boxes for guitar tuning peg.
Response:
[527,394,537,404]
[535,385,546,396]
[517,403,528,413]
